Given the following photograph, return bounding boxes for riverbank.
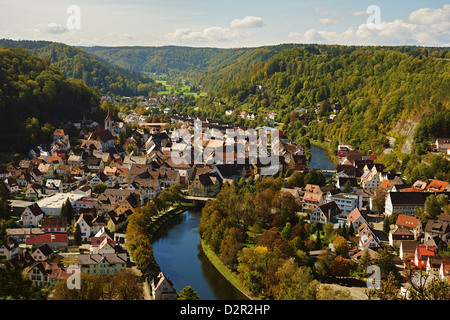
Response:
[200,240,256,300]
[148,202,197,236]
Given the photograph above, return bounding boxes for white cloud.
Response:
[318,17,342,26]
[289,4,450,46]
[350,10,367,17]
[230,16,265,28]
[167,26,241,44]
[408,4,450,25]
[41,23,68,34]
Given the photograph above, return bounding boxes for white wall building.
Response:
[36,192,85,216]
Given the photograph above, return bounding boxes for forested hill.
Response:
[81,44,301,90]
[0,46,99,153]
[0,39,164,97]
[209,46,449,152]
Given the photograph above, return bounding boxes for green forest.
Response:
[0,46,99,153]
[82,44,300,90]
[0,39,164,97]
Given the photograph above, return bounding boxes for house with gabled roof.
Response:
[0,236,22,261]
[45,179,63,195]
[90,129,116,150]
[426,179,450,192]
[107,211,128,232]
[4,177,20,194]
[424,219,450,245]
[115,193,140,216]
[399,240,420,262]
[347,208,368,229]
[310,201,341,225]
[31,243,54,261]
[156,168,180,188]
[25,184,43,200]
[24,261,73,288]
[414,245,437,269]
[90,236,116,254]
[20,203,45,228]
[151,272,177,300]
[356,222,380,250]
[17,173,34,187]
[395,214,422,240]
[188,171,222,198]
[302,184,325,213]
[440,260,450,280]
[426,255,450,277]
[361,171,380,189]
[75,213,107,242]
[389,227,414,248]
[0,165,11,179]
[78,253,129,275]
[41,217,67,234]
[385,192,430,216]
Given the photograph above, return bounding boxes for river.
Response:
[308,144,335,171]
[151,207,248,300]
[151,145,335,300]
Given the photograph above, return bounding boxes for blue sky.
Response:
[0,0,448,47]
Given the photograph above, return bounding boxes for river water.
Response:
[151,145,334,300]
[151,207,248,300]
[308,145,335,171]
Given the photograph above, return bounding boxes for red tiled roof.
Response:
[26,233,68,245]
[396,214,420,228]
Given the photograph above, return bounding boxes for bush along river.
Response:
[151,145,335,300]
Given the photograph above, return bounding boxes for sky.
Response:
[0,0,449,48]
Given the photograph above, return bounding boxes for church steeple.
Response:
[104,107,114,133]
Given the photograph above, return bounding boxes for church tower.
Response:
[104,107,114,133]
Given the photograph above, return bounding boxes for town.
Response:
[0,96,307,300]
[0,91,449,300]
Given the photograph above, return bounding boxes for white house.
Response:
[25,184,43,200]
[361,171,380,189]
[75,214,106,242]
[90,236,116,254]
[328,192,362,217]
[358,224,381,250]
[347,208,367,229]
[151,272,177,300]
[45,179,63,195]
[384,192,429,217]
[310,201,341,225]
[20,203,45,228]
[0,237,22,260]
[4,178,20,194]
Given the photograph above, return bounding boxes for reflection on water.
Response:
[308,145,335,171]
[152,208,248,300]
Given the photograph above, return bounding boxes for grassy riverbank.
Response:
[148,202,197,236]
[200,240,258,300]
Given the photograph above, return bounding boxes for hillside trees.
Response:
[0,46,99,153]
